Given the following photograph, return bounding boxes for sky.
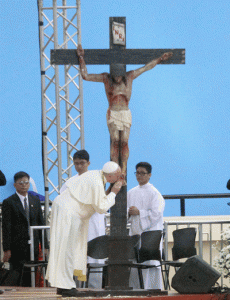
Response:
[1,0,230,217]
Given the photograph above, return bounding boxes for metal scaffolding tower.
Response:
[37,0,83,222]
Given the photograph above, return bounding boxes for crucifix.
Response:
[51,17,185,293]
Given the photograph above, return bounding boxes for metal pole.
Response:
[38,0,50,224]
[53,0,63,190]
[164,222,168,261]
[62,0,72,180]
[198,223,203,258]
[180,198,185,216]
[29,227,35,287]
[77,0,85,149]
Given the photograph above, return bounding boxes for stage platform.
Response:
[0,287,229,300]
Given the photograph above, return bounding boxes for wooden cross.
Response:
[51,17,185,292]
[51,22,185,66]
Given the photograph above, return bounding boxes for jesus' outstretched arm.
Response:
[132,52,173,80]
[77,44,106,82]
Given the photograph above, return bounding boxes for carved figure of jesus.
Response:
[77,44,173,178]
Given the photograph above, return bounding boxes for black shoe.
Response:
[61,288,84,297]
[56,288,62,295]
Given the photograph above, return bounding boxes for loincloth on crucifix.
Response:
[106,109,132,131]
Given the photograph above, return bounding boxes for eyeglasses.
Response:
[74,161,88,166]
[134,172,149,176]
[17,181,30,186]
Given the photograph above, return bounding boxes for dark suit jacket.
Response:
[2,193,48,266]
[0,170,6,186]
[227,179,230,190]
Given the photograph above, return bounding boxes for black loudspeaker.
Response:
[171,255,221,294]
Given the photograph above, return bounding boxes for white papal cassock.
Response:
[60,174,106,288]
[127,182,165,290]
[46,170,115,289]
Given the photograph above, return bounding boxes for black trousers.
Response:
[10,244,39,287]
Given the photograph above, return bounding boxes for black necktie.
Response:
[24,197,30,223]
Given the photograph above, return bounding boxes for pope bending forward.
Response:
[77,45,173,178]
[46,161,123,298]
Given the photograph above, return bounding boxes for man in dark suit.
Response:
[2,171,48,286]
[0,170,6,186]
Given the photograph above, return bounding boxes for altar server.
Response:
[127,162,165,290]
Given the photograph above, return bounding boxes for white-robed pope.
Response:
[46,161,123,297]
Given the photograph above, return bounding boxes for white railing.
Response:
[164,220,230,287]
[164,220,230,262]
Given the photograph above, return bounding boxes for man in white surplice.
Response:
[127,162,165,290]
[60,150,106,289]
[46,161,123,298]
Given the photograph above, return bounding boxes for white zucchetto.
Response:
[102,161,119,174]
